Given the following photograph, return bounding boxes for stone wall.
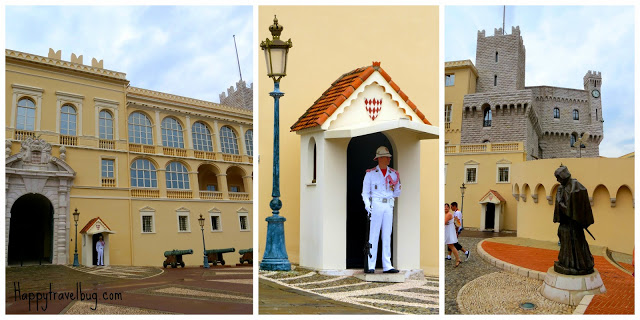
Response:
[219,80,253,111]
[475,26,526,93]
[461,89,533,146]
[529,86,602,158]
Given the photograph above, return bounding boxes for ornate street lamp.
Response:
[199,214,209,268]
[460,183,466,229]
[260,15,292,271]
[72,208,80,267]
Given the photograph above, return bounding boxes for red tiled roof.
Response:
[80,217,112,234]
[480,189,507,203]
[291,61,431,132]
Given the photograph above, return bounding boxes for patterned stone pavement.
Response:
[68,265,164,279]
[260,268,438,315]
[481,238,634,315]
[7,265,253,314]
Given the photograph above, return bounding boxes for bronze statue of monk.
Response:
[553,165,595,275]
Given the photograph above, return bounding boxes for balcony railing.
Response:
[99,139,115,149]
[194,150,216,160]
[163,147,187,157]
[14,130,35,140]
[200,191,223,200]
[248,156,253,164]
[445,122,451,129]
[167,190,193,199]
[222,153,244,162]
[131,188,160,198]
[229,192,250,201]
[445,142,523,154]
[60,135,77,146]
[101,178,116,187]
[129,143,156,154]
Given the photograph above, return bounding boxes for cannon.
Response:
[163,249,193,268]
[238,248,253,265]
[205,248,235,266]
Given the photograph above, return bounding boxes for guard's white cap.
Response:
[373,146,392,160]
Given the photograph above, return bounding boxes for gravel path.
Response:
[445,236,501,314]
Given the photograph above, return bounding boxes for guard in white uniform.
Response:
[96,235,105,266]
[362,146,401,273]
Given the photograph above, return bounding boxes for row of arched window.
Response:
[130,159,191,189]
[128,112,253,156]
[15,97,253,156]
[553,107,579,120]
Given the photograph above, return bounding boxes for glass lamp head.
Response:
[260,15,292,82]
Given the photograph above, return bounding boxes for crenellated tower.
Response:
[475,26,526,93]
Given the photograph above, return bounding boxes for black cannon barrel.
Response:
[164,249,194,257]
[204,248,235,254]
[238,248,253,254]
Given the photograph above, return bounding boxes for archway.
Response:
[8,193,54,266]
[346,132,394,269]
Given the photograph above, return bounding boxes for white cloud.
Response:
[5,6,253,104]
[445,6,634,157]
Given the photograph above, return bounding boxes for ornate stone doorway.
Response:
[5,138,76,265]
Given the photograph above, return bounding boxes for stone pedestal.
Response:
[355,271,405,283]
[541,267,606,306]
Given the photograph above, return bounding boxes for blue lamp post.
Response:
[260,16,292,271]
[72,208,80,267]
[199,214,209,268]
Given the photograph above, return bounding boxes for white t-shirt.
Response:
[453,210,462,232]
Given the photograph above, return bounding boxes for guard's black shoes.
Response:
[365,269,375,274]
[383,269,399,273]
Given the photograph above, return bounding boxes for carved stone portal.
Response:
[5,138,75,265]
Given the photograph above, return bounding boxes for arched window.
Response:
[60,104,77,135]
[161,117,184,148]
[99,110,114,140]
[166,161,190,190]
[220,126,239,154]
[130,159,157,188]
[483,107,492,127]
[570,133,577,147]
[494,75,498,86]
[553,107,560,119]
[245,129,253,157]
[128,112,153,145]
[16,97,36,131]
[495,51,499,62]
[192,122,213,151]
[573,109,579,120]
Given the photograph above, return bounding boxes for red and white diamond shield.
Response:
[364,98,382,121]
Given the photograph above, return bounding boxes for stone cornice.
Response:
[127,87,252,118]
[6,49,128,81]
[445,59,478,76]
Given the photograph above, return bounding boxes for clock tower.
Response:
[583,70,603,125]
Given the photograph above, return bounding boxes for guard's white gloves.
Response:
[364,198,372,215]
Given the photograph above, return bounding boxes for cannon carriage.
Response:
[205,248,235,266]
[238,248,253,264]
[163,249,193,268]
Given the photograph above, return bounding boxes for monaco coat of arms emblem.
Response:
[365,98,382,121]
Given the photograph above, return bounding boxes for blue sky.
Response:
[5,6,253,104]
[445,6,635,158]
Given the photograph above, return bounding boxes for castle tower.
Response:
[584,70,603,125]
[475,26,526,93]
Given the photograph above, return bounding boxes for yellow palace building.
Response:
[5,49,253,267]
